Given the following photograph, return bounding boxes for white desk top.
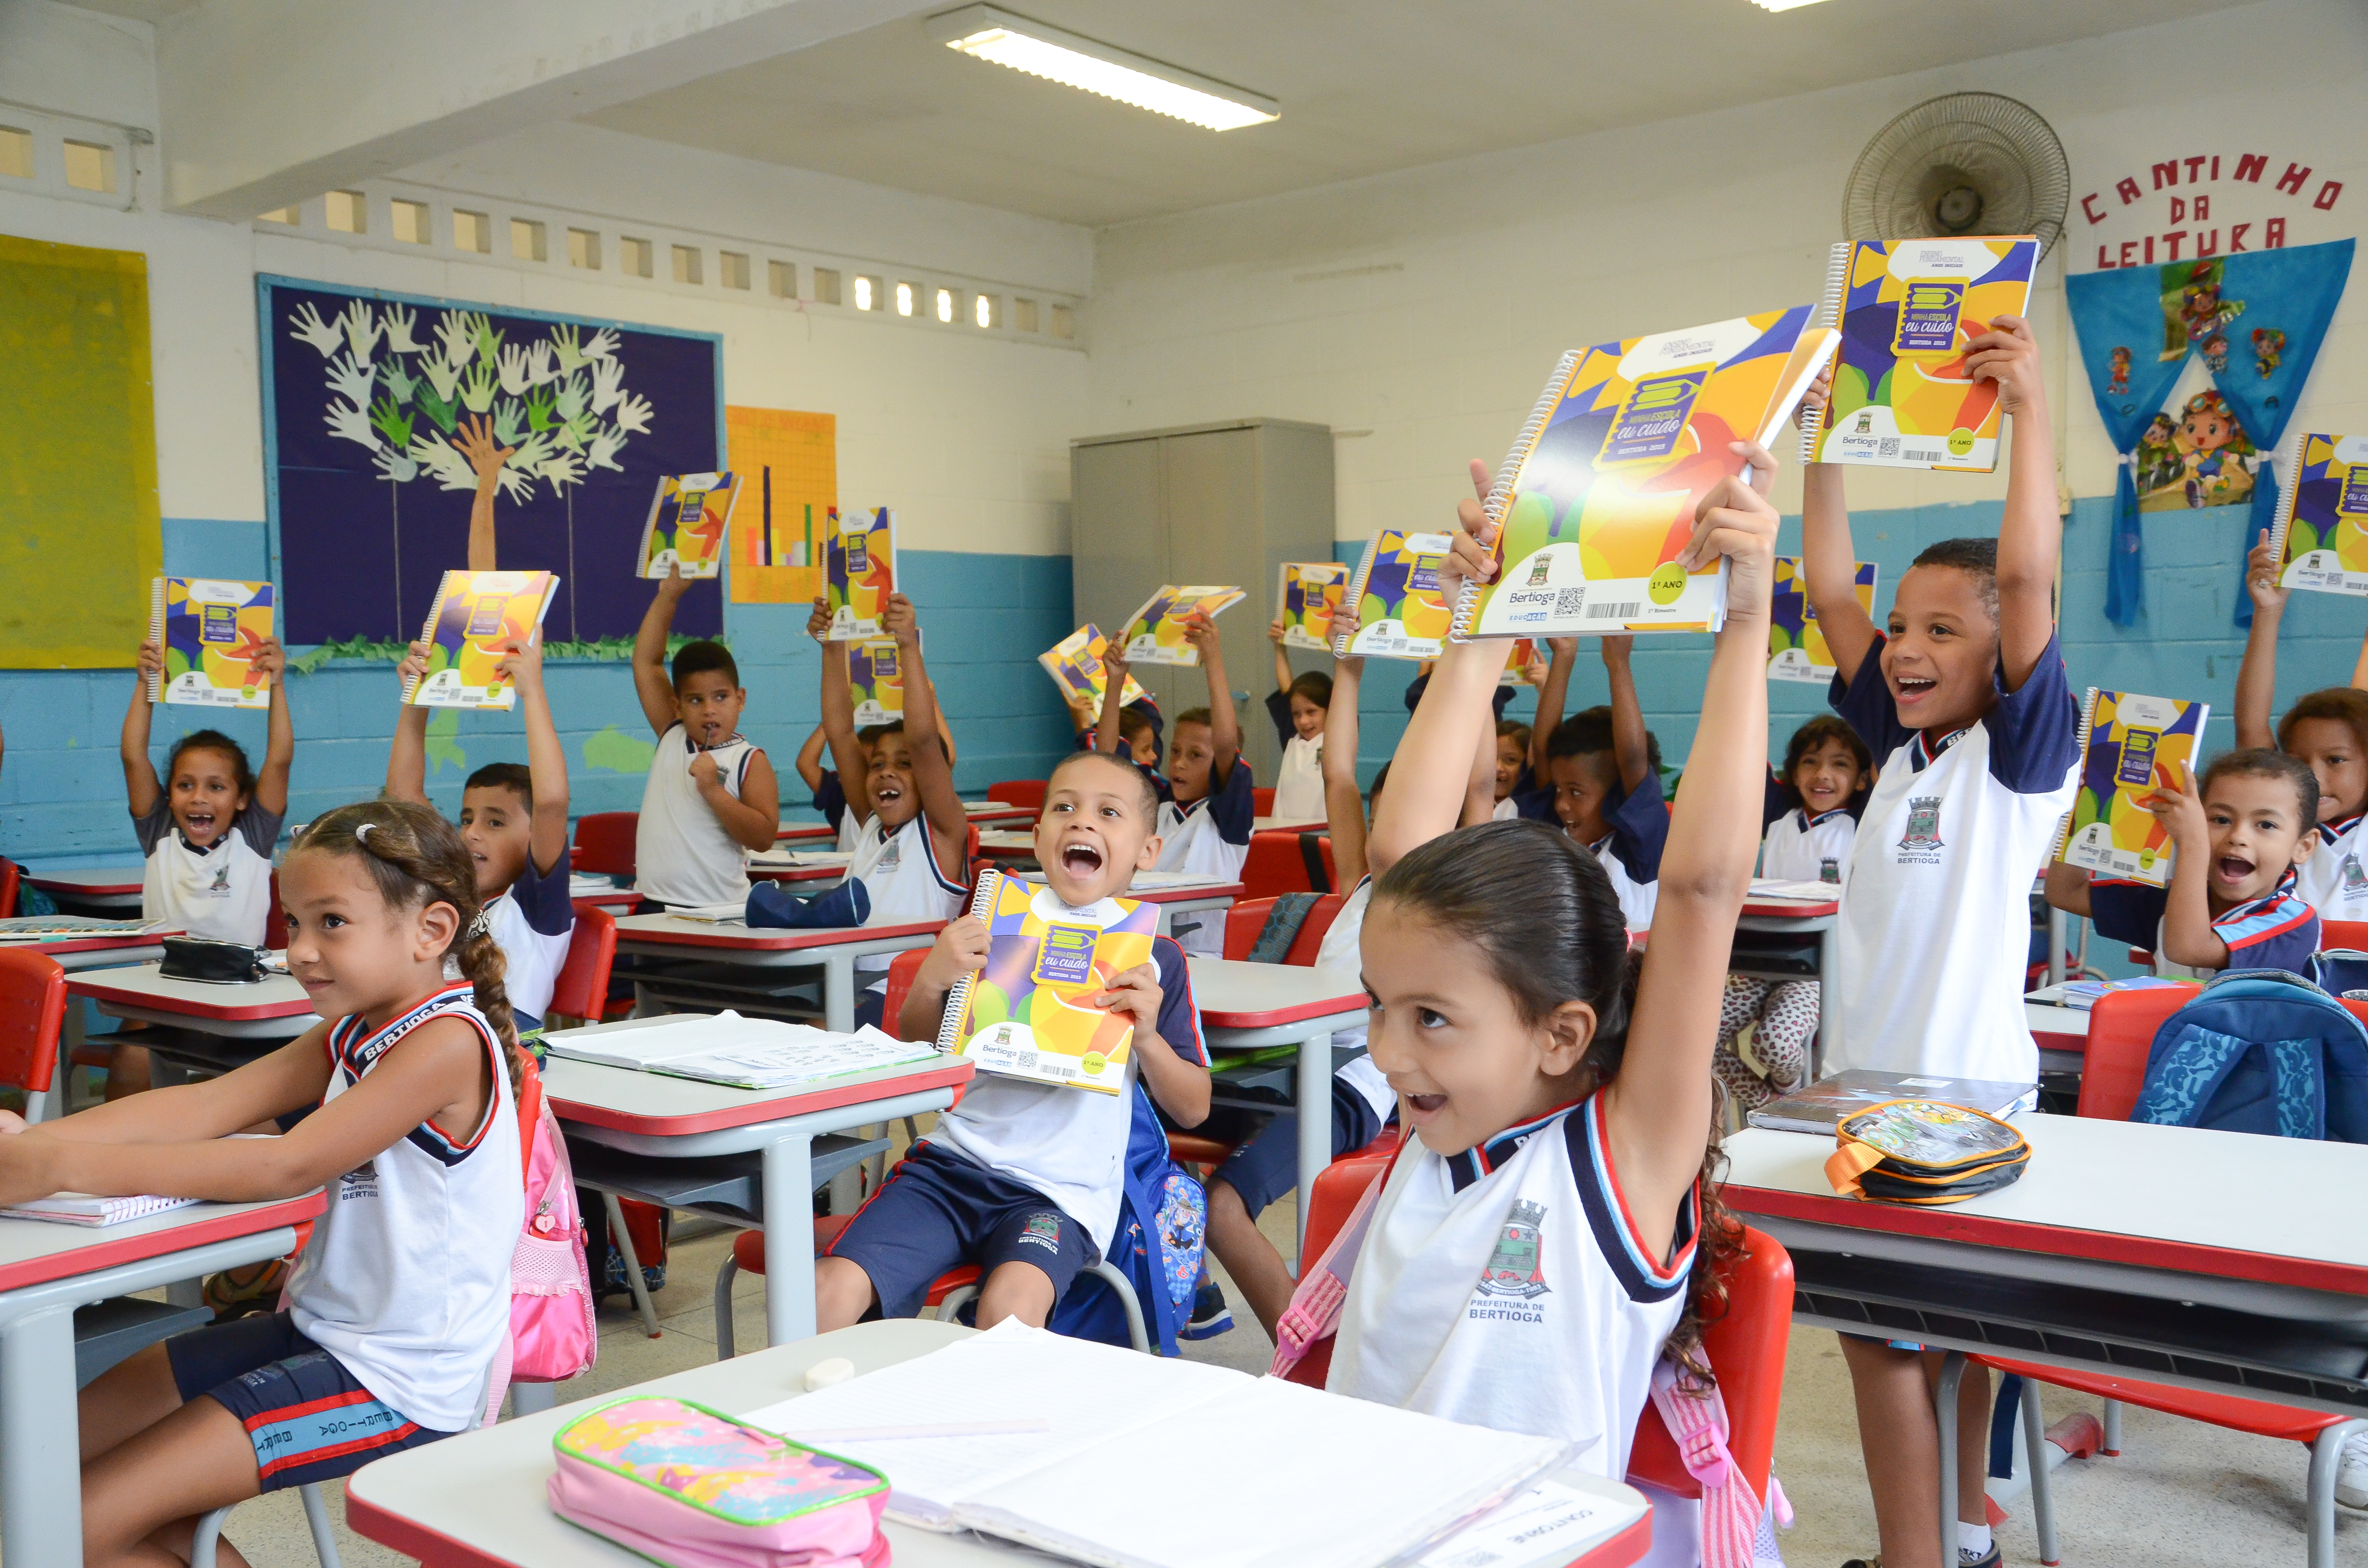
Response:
[2025,1000,2092,1039]
[0,1190,324,1294]
[1723,1115,2368,1293]
[64,962,320,1027]
[610,914,944,952]
[1254,816,1329,833]
[1190,956,1366,1030]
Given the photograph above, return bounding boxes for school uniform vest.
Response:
[848,811,967,978]
[634,724,756,909]
[488,888,571,1031]
[1759,808,1857,884]
[1591,836,1658,931]
[288,987,522,1434]
[1272,734,1325,821]
[2297,814,2368,923]
[1329,1095,1695,1480]
[143,826,274,946]
[1156,799,1249,958]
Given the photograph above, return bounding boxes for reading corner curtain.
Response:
[2065,237,2352,627]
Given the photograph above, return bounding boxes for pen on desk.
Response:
[789,1419,1054,1442]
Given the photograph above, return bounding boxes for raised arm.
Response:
[1095,644,1132,757]
[1322,624,1372,886]
[794,723,830,795]
[455,414,513,573]
[633,568,690,737]
[1608,443,1782,1257]
[2236,530,2287,748]
[2147,768,2226,970]
[1967,315,2059,692]
[1185,614,1241,789]
[886,594,970,864]
[1602,637,1650,795]
[1801,466,1877,691]
[253,639,293,817]
[503,635,570,874]
[1529,637,1579,784]
[2041,860,2094,920]
[384,641,432,805]
[812,597,868,800]
[121,639,163,819]
[1269,615,1294,695]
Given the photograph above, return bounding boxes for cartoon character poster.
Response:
[2135,389,2256,513]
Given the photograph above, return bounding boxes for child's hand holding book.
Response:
[1675,439,1783,625]
[1094,960,1164,1043]
[1965,315,2047,420]
[919,916,990,996]
[806,595,832,643]
[883,592,920,649]
[2247,528,2289,616]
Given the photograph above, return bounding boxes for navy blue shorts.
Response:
[827,1142,1099,1319]
[167,1311,456,1490]
[1210,1078,1390,1220]
[854,989,886,1031]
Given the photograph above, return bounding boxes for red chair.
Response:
[546,906,619,1029]
[0,948,67,1125]
[1984,981,2359,1568]
[0,859,18,919]
[1221,894,1346,966]
[265,869,287,952]
[986,780,1045,809]
[1253,787,1276,815]
[2322,919,2368,951]
[1241,830,1332,900]
[571,813,638,879]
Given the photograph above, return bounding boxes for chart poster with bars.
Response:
[0,236,163,668]
[725,406,835,604]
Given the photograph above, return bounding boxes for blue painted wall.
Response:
[0,527,1076,870]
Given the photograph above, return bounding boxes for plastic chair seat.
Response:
[2322,920,2368,953]
[1166,1132,1236,1171]
[1973,1356,2349,1443]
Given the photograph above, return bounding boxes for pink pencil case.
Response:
[548,1396,891,1568]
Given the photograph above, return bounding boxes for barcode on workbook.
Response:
[1586,601,1640,620]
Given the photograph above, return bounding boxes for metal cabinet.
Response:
[1071,418,1333,783]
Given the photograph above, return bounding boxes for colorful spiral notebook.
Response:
[934,870,1158,1095]
[1451,311,1836,641]
[1799,237,2038,473]
[1768,559,1878,685]
[1335,530,1455,659]
[1496,638,1542,686]
[149,576,273,710]
[401,570,560,710]
[2052,687,2209,887]
[1118,586,1245,667]
[848,638,905,729]
[826,507,897,640]
[638,472,741,579]
[1277,562,1348,650]
[1039,626,1150,714]
[2269,432,2368,597]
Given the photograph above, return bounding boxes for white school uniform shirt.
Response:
[288,986,521,1434]
[1758,807,1858,884]
[634,723,758,909]
[1329,1094,1696,1480]
[1271,734,1326,821]
[2296,812,2368,924]
[1491,796,1520,822]
[928,894,1205,1250]
[1153,761,1255,956]
[1317,878,1394,1122]
[847,810,967,980]
[487,853,574,1032]
[135,797,282,946]
[1828,634,2080,1085]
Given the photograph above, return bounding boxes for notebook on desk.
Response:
[0,1193,201,1227]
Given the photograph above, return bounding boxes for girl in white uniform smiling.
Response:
[1315,443,1782,1494]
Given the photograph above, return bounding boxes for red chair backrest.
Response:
[882,947,932,1041]
[2075,985,2201,1120]
[1253,787,1277,814]
[2324,919,2368,952]
[572,813,639,878]
[1222,894,1346,965]
[0,860,17,919]
[1624,1225,1794,1504]
[986,780,1046,809]
[1242,830,1328,901]
[547,905,618,1026]
[265,868,287,951]
[0,948,67,1096]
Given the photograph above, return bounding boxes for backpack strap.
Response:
[1649,1355,1781,1568]
[516,1051,547,1185]
[1298,832,1332,895]
[2131,1023,2254,1127]
[1247,892,1322,965]
[1268,1141,1405,1378]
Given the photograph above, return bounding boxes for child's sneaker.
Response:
[1178,1281,1233,1340]
[600,1243,666,1299]
[202,1258,288,1321]
[2338,1428,2368,1509]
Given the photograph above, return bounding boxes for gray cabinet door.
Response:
[1069,436,1178,717]
[1160,428,1270,778]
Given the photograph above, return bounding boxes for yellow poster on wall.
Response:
[0,236,163,667]
[725,406,834,604]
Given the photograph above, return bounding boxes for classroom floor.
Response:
[204,1188,2363,1568]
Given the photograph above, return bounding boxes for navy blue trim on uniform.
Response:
[1566,1096,1697,1304]
[1444,1099,1583,1194]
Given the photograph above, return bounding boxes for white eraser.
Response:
[803,1357,856,1391]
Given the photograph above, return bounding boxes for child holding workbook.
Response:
[1802,322,2078,1568]
[1264,616,1332,821]
[1541,636,1666,929]
[795,699,958,854]
[826,748,1212,1333]
[1097,614,1252,955]
[2238,531,2368,921]
[3,802,522,1561]
[813,592,970,1026]
[630,566,780,910]
[387,634,574,1033]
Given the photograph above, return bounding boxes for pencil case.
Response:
[548,1396,891,1568]
[159,937,269,984]
[1825,1100,2029,1206]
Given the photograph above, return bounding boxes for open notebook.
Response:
[544,1012,937,1090]
[0,1193,201,1227]
[742,1321,1571,1568]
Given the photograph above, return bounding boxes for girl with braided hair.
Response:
[0,799,523,1568]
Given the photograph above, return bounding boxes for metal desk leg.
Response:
[3,1301,84,1567]
[763,1133,818,1346]
[1935,1350,1966,1568]
[512,1382,558,1416]
[2048,907,2067,986]
[823,955,855,1035]
[1294,1029,1332,1270]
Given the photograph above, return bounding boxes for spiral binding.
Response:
[1329,533,1386,658]
[396,586,445,706]
[934,868,1004,1053]
[2047,687,2103,864]
[1449,348,1583,643]
[1797,242,1854,465]
[2261,436,2304,586]
[146,576,166,703]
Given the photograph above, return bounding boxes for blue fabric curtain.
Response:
[2065,238,2353,627]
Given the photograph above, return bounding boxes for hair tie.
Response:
[467,909,494,938]
[354,822,375,843]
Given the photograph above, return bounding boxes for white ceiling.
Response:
[66,0,203,20]
[580,0,2263,228]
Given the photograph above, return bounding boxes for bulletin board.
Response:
[0,235,162,668]
[726,405,834,604]
[259,277,724,648]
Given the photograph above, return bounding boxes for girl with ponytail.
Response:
[0,799,524,1563]
[1315,442,1782,1494]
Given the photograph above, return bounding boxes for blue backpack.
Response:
[2129,969,2368,1140]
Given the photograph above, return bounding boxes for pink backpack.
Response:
[508,1054,597,1384]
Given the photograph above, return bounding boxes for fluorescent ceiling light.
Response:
[1751,0,1832,9]
[927,5,1278,132]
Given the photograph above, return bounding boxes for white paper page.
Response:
[1016,869,1228,891]
[656,1028,937,1088]
[741,1322,1243,1527]
[1419,1479,1645,1568]
[1,1192,201,1225]
[959,1374,1569,1568]
[1748,878,1840,902]
[546,1011,823,1069]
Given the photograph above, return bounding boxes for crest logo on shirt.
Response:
[1899,797,1944,851]
[2345,854,2366,894]
[1016,1212,1062,1254]
[1473,1200,1551,1301]
[208,859,233,896]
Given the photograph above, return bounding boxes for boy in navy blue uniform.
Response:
[820,749,1211,1331]
[2047,748,2321,978]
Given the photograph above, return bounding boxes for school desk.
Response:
[567,884,641,914]
[776,820,838,843]
[344,1317,1654,1568]
[975,827,1037,859]
[66,961,322,1089]
[540,1026,971,1345]
[2023,994,2092,1071]
[0,1189,326,1568]
[962,800,1037,825]
[1189,956,1369,1264]
[23,867,144,916]
[1253,814,1329,833]
[2,926,177,1119]
[744,852,853,885]
[608,914,946,1034]
[1721,1116,2368,1565]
